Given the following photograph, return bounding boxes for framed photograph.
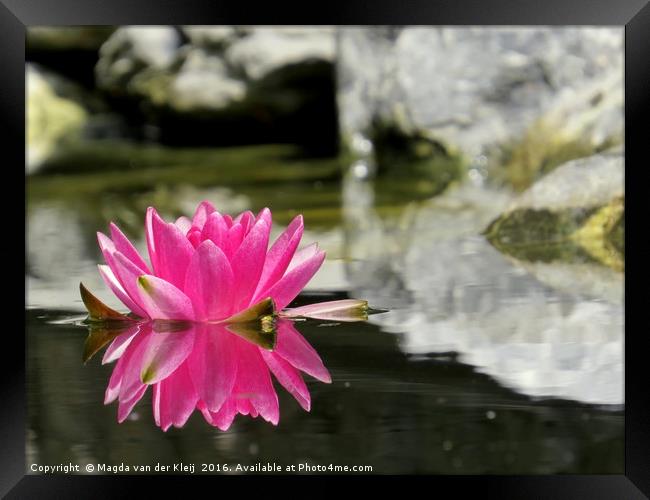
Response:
[5,0,649,497]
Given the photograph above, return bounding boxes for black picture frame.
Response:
[5,0,649,497]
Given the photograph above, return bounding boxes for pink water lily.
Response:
[96,201,327,321]
[103,320,331,431]
[82,201,369,430]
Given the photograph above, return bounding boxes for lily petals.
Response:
[153,363,198,431]
[200,398,238,431]
[150,209,194,289]
[111,252,152,316]
[263,249,326,310]
[175,216,192,235]
[234,340,279,425]
[188,325,238,413]
[225,223,244,259]
[109,223,150,273]
[261,349,311,411]
[105,354,127,405]
[140,326,195,385]
[231,218,270,310]
[274,321,331,383]
[96,201,336,432]
[136,274,195,321]
[117,326,155,403]
[234,210,254,235]
[187,228,202,248]
[105,325,149,404]
[97,265,148,319]
[254,215,304,301]
[97,231,117,269]
[102,325,141,365]
[202,211,228,250]
[191,200,216,230]
[286,242,320,273]
[184,240,234,321]
[117,385,148,423]
[145,207,159,274]
[282,299,369,322]
[256,207,272,229]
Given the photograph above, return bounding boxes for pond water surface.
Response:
[26,144,623,474]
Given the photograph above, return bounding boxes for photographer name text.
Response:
[30,462,373,474]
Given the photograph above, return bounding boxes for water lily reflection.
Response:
[93,319,331,431]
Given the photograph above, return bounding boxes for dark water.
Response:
[26,144,623,474]
[26,305,622,474]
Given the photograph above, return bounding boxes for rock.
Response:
[27,27,116,91]
[169,48,246,111]
[484,151,624,271]
[27,63,128,173]
[224,27,335,81]
[499,150,623,211]
[339,178,622,405]
[181,26,241,48]
[94,28,336,141]
[93,27,337,149]
[27,64,89,173]
[95,27,182,95]
[337,27,623,188]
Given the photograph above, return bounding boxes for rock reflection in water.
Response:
[342,174,623,406]
[89,318,331,431]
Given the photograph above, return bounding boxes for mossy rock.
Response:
[484,152,624,271]
[570,197,624,272]
[489,119,620,192]
[27,65,89,172]
[484,207,599,264]
[608,207,624,255]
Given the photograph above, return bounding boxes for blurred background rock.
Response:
[27,25,338,173]
[27,26,623,196]
[338,27,622,189]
